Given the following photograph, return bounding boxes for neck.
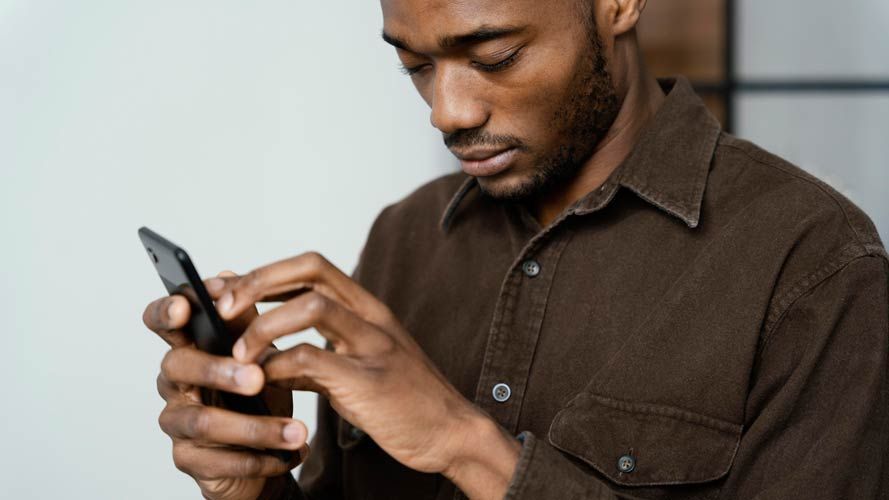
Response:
[528,38,665,227]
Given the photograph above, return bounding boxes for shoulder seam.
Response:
[758,248,886,356]
[719,140,869,252]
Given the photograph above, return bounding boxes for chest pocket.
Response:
[547,391,742,489]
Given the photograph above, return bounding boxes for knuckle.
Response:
[378,333,398,354]
[156,373,168,399]
[158,406,176,436]
[242,417,264,443]
[237,453,262,477]
[293,343,316,365]
[202,359,226,387]
[185,407,211,439]
[143,298,165,329]
[250,317,269,340]
[379,306,399,328]
[303,292,328,318]
[160,349,178,377]
[243,269,265,294]
[171,445,189,473]
[300,251,327,274]
[142,304,155,329]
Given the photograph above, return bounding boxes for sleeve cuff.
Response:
[504,431,615,500]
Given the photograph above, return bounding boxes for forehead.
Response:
[381,0,556,49]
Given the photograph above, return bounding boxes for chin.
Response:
[476,171,541,202]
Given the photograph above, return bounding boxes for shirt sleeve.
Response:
[504,431,618,499]
[718,254,889,498]
[502,254,889,499]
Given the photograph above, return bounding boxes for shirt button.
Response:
[521,259,541,277]
[492,382,512,402]
[617,454,636,473]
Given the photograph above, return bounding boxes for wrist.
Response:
[444,412,523,500]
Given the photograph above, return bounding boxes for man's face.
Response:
[381,0,620,202]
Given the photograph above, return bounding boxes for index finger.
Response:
[216,252,392,327]
[142,295,191,347]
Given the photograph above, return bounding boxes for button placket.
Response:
[468,230,574,437]
[521,259,541,277]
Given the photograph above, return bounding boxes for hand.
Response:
[143,272,309,500]
[210,252,489,476]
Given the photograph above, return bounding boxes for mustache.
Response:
[443,128,525,151]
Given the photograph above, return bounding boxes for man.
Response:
[142,0,889,498]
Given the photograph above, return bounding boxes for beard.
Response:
[445,22,621,203]
[505,33,620,201]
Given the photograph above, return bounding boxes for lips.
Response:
[454,147,518,177]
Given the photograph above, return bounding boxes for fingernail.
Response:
[234,364,258,388]
[217,292,233,313]
[233,338,246,360]
[206,278,225,292]
[283,423,304,444]
[166,299,183,321]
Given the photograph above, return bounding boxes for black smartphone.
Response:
[139,227,292,460]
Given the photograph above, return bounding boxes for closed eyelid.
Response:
[473,37,523,53]
[472,44,523,62]
[471,45,526,73]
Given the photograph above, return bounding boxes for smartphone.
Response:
[139,227,292,460]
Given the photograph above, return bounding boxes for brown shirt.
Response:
[290,76,889,499]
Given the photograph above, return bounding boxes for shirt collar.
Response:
[439,75,722,232]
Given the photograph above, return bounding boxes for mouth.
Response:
[453,147,518,177]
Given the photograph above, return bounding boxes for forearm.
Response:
[444,413,523,500]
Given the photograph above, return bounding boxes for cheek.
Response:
[490,48,582,141]
[412,77,434,108]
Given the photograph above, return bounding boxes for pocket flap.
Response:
[547,392,742,487]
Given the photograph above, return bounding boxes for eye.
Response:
[399,63,431,77]
[473,47,524,73]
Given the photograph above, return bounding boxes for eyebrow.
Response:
[381,25,527,53]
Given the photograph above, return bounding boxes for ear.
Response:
[608,0,646,37]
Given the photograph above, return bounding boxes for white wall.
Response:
[0,2,451,498]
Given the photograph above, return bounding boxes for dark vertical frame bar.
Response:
[724,0,736,133]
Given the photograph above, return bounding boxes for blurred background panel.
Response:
[637,0,727,124]
[737,93,889,240]
[638,0,889,240]
[637,0,725,83]
[738,0,889,79]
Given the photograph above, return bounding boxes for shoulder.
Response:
[710,132,884,256]
[708,133,887,333]
[351,171,467,285]
[373,171,469,230]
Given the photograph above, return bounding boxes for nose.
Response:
[429,65,488,134]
